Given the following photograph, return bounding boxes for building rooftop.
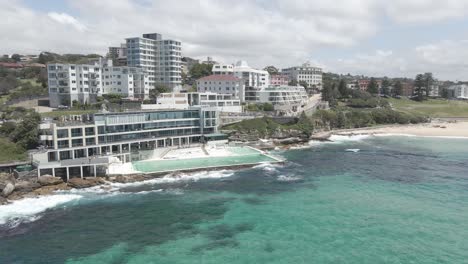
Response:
[198,74,241,82]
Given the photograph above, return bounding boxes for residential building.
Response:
[196,75,245,100]
[282,63,322,90]
[212,61,269,88]
[270,74,289,86]
[232,61,270,89]
[33,108,220,179]
[401,82,414,97]
[428,84,440,97]
[47,59,150,107]
[245,85,308,115]
[125,33,182,89]
[212,63,234,75]
[144,92,242,113]
[107,44,127,65]
[448,84,468,99]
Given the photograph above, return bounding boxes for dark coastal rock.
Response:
[67,177,105,189]
[32,183,71,196]
[38,176,64,186]
[0,196,8,205]
[273,137,308,145]
[14,180,41,192]
[113,175,146,183]
[0,173,16,189]
[2,182,15,197]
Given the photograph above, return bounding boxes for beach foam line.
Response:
[108,170,235,189]
[374,133,468,139]
[0,194,82,227]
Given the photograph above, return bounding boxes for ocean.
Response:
[1,135,468,264]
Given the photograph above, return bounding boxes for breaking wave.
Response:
[0,194,82,228]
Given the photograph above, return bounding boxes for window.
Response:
[85,127,95,136]
[71,138,83,147]
[71,128,82,137]
[58,140,69,149]
[57,129,68,138]
[86,138,95,145]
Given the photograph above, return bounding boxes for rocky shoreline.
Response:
[0,129,334,205]
[0,173,152,205]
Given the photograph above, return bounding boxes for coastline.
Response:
[328,120,468,138]
[2,120,468,206]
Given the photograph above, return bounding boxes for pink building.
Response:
[270,74,289,86]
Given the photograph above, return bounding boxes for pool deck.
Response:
[107,146,284,176]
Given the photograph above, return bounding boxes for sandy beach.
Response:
[334,121,468,138]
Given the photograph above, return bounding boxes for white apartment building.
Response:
[282,63,323,90]
[196,75,245,101]
[255,86,309,116]
[48,59,150,107]
[212,61,270,90]
[448,84,468,99]
[125,33,182,89]
[143,92,242,113]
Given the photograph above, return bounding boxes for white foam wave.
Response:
[0,194,82,227]
[253,162,283,174]
[277,175,303,182]
[329,134,370,142]
[108,170,235,189]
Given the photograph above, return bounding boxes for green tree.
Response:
[296,112,314,137]
[11,54,21,62]
[424,72,434,97]
[288,80,298,86]
[393,80,403,96]
[414,74,425,101]
[381,77,391,96]
[338,79,347,98]
[10,111,41,149]
[189,63,212,79]
[298,81,308,89]
[367,78,379,95]
[263,66,279,75]
[263,103,274,111]
[149,84,170,100]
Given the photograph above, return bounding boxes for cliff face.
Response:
[225,127,310,144]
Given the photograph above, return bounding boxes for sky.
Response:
[2,0,468,81]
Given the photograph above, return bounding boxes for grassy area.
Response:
[0,137,28,163]
[388,98,468,118]
[41,109,98,118]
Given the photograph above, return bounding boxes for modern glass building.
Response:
[33,107,219,179]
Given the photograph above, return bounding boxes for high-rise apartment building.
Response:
[47,59,150,107]
[282,63,323,90]
[125,33,182,90]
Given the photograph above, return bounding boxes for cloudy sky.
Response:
[2,0,468,81]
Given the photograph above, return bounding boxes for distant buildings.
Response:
[107,44,127,65]
[121,33,182,90]
[282,63,322,90]
[47,59,150,107]
[447,84,468,99]
[212,61,270,89]
[401,82,414,96]
[270,74,289,86]
[358,80,370,91]
[251,85,309,115]
[196,75,245,101]
[145,92,242,113]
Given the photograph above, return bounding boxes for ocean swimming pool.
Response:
[132,147,280,173]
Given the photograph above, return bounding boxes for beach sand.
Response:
[335,121,468,138]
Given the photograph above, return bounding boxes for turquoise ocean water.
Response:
[1,135,468,263]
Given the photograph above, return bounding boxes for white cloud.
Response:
[1,0,468,80]
[47,12,86,32]
[384,0,468,23]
